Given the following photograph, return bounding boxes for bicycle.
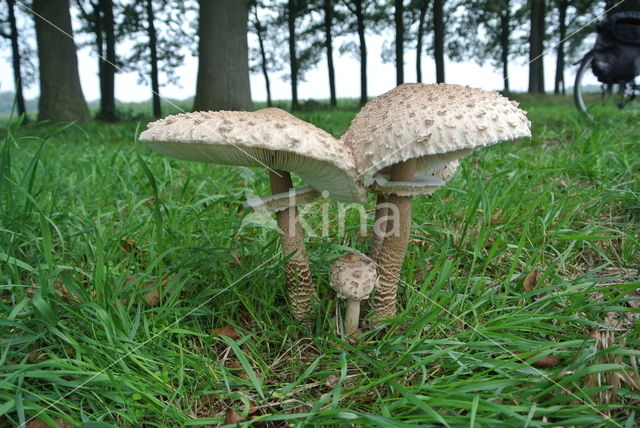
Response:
[573,12,640,118]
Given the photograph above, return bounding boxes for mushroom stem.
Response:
[372,159,415,320]
[369,194,389,263]
[345,298,361,336]
[269,170,316,322]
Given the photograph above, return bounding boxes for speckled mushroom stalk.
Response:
[369,201,390,264]
[372,160,415,319]
[269,169,316,322]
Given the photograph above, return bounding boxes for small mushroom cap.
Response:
[330,253,378,301]
[140,108,367,204]
[342,83,531,189]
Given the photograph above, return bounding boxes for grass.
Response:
[0,96,639,427]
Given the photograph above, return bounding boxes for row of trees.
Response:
[1,0,636,123]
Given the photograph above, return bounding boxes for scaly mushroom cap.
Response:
[330,253,377,301]
[342,83,532,191]
[140,108,367,203]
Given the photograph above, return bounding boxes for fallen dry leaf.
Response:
[142,287,160,306]
[531,355,561,368]
[523,269,542,294]
[224,408,244,424]
[125,275,165,306]
[518,353,561,369]
[212,324,240,339]
[229,360,248,379]
[490,209,505,225]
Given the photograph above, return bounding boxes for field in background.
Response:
[0,97,639,427]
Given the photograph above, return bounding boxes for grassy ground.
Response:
[0,96,639,427]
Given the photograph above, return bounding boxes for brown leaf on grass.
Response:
[229,360,249,379]
[26,419,73,428]
[120,237,148,263]
[523,269,542,294]
[518,353,561,368]
[212,324,240,339]
[142,287,160,306]
[490,209,505,225]
[125,275,165,306]
[531,356,561,368]
[224,408,244,424]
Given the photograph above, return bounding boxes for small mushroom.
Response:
[330,253,377,336]
[342,83,531,320]
[140,108,367,322]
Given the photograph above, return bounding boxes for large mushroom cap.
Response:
[330,253,377,301]
[342,83,532,189]
[140,108,367,203]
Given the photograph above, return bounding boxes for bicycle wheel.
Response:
[573,51,639,118]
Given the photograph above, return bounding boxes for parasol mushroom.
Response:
[330,253,377,336]
[140,108,366,322]
[342,83,531,320]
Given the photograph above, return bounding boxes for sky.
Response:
[0,11,571,106]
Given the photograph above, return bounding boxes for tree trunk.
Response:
[99,0,116,121]
[7,0,27,118]
[323,0,337,107]
[528,0,545,94]
[355,0,367,106]
[499,6,510,93]
[33,0,91,122]
[253,7,272,107]
[146,0,161,117]
[287,0,299,110]
[415,0,428,83]
[554,0,567,96]
[194,0,252,111]
[433,0,445,83]
[394,0,404,85]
